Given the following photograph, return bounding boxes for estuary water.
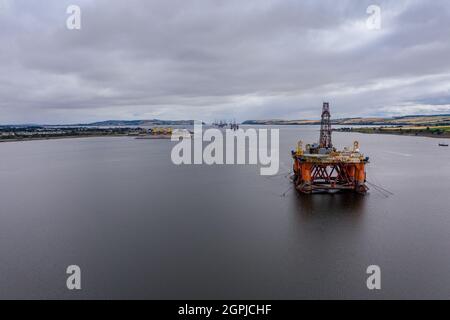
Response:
[0,125,450,299]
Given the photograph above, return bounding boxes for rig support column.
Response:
[297,162,313,193]
[354,163,367,193]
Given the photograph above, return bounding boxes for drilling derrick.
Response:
[319,102,332,149]
[291,102,369,194]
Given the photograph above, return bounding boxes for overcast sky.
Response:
[1,0,450,124]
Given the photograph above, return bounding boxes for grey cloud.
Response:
[1,0,450,123]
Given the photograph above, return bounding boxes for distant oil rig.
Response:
[292,102,369,194]
[212,119,240,131]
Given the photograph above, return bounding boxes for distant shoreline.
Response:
[243,114,450,126]
[0,125,177,143]
[0,134,132,143]
[335,126,450,139]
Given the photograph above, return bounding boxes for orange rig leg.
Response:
[354,163,368,194]
[294,162,313,193]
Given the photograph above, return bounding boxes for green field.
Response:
[337,125,450,138]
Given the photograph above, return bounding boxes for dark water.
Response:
[0,126,449,299]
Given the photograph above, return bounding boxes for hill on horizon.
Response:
[242,114,450,126]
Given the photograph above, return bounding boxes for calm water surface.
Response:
[0,126,449,299]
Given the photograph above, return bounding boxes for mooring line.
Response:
[280,184,294,197]
[370,186,389,198]
[366,181,394,197]
[367,181,394,195]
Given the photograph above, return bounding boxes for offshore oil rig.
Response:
[292,102,369,194]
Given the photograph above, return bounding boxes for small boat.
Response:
[438,143,449,147]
